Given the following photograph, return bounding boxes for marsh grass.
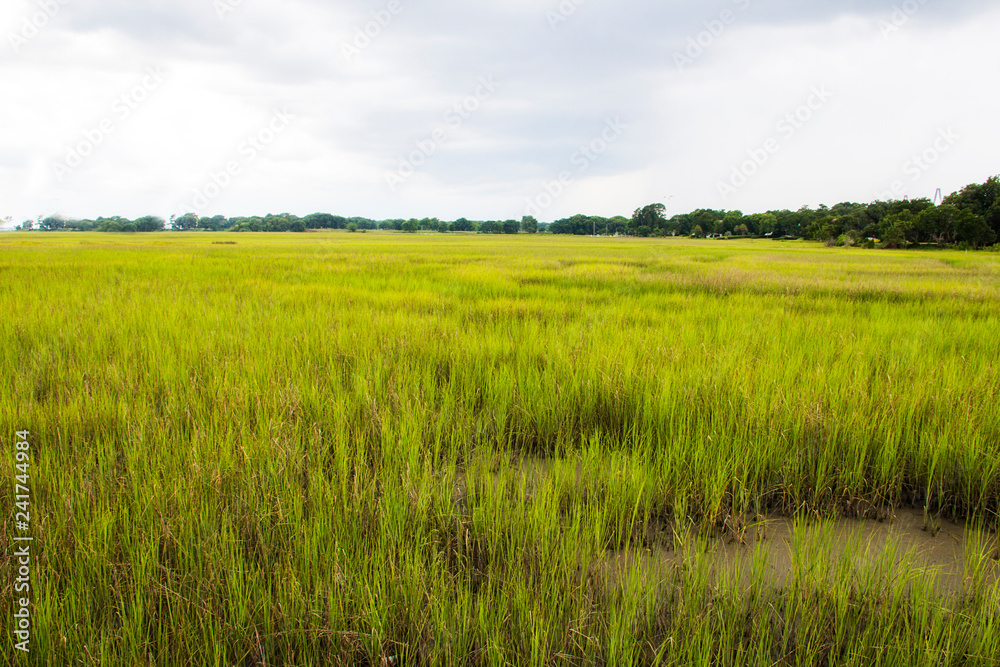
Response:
[1,233,999,664]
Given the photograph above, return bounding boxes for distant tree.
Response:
[134,216,166,232]
[662,216,683,236]
[691,224,704,238]
[521,215,539,234]
[549,214,616,235]
[945,176,1000,238]
[95,216,132,232]
[39,215,66,231]
[913,205,963,245]
[605,216,629,235]
[66,219,98,231]
[451,217,473,232]
[198,215,229,231]
[745,212,777,237]
[808,216,839,242]
[261,213,300,232]
[347,222,358,232]
[229,216,265,232]
[401,219,419,233]
[20,219,34,231]
[502,219,520,234]
[880,222,907,249]
[954,210,996,247]
[879,209,921,248]
[304,213,347,229]
[914,204,994,247]
[722,210,743,234]
[172,213,198,231]
[630,203,666,235]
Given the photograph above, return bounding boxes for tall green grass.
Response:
[1,233,998,664]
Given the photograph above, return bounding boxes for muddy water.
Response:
[602,509,996,595]
[450,459,998,595]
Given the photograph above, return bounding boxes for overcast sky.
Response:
[1,0,997,225]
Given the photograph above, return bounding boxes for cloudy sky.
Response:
[1,0,997,226]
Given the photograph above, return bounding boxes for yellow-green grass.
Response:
[1,232,998,665]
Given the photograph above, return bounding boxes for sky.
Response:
[1,0,998,226]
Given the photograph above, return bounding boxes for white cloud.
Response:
[1,0,998,225]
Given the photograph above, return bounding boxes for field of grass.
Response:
[2,232,999,665]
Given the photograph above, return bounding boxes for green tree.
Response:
[746,212,777,237]
[133,216,165,232]
[944,176,1000,237]
[451,218,473,232]
[39,215,66,231]
[914,205,976,245]
[304,213,347,229]
[953,209,996,247]
[347,222,358,233]
[95,216,132,232]
[172,213,198,231]
[502,219,520,235]
[521,215,538,234]
[630,203,666,235]
[880,224,906,249]
[198,215,229,231]
[722,210,743,234]
[401,219,419,233]
[879,211,916,248]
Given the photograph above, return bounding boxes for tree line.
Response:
[552,176,1000,249]
[15,212,542,235]
[13,176,999,249]
[17,215,168,233]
